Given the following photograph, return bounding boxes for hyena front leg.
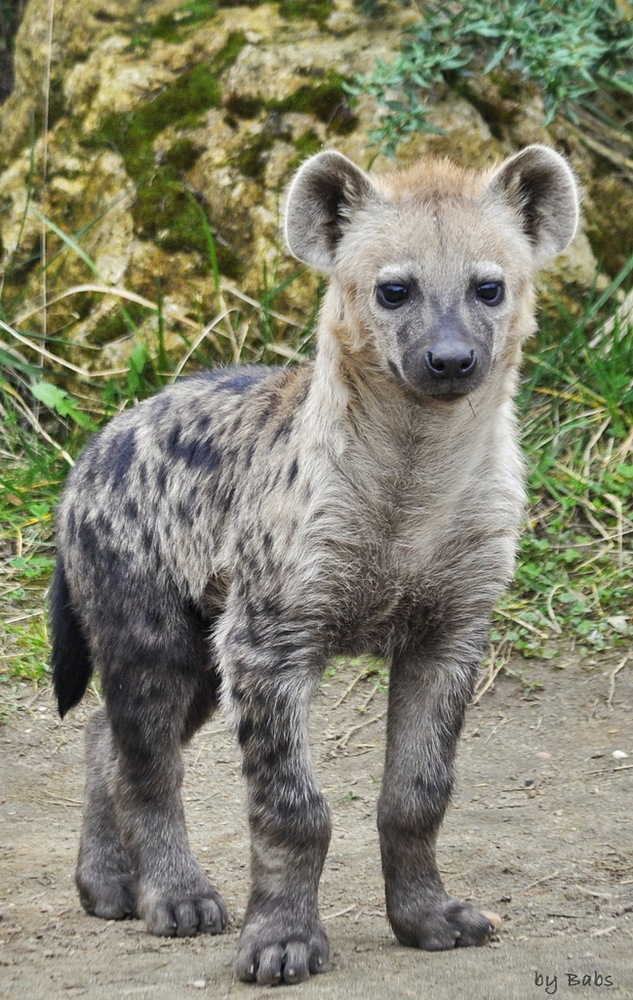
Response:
[219,605,331,986]
[378,623,495,950]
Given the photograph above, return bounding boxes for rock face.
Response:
[0,0,629,373]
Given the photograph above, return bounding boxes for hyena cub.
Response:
[51,145,579,985]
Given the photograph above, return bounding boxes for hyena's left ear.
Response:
[285,151,378,271]
[485,145,580,264]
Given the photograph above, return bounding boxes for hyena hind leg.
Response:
[76,671,221,920]
[77,641,224,937]
[76,707,137,920]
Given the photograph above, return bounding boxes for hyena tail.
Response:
[50,559,93,718]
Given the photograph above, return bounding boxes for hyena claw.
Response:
[236,916,330,985]
[77,871,137,921]
[142,890,227,938]
[389,897,497,951]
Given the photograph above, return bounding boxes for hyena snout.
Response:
[402,330,485,399]
[424,341,478,381]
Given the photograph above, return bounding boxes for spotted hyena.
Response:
[51,145,579,985]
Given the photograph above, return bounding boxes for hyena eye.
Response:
[376,283,410,309]
[476,281,505,306]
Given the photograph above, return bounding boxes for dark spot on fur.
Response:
[106,427,136,489]
[261,735,292,769]
[157,464,169,492]
[95,512,112,535]
[165,422,221,471]
[287,458,299,487]
[221,484,235,514]
[167,423,182,455]
[271,416,292,446]
[142,527,153,552]
[78,518,97,555]
[176,501,194,527]
[200,366,269,394]
[125,499,139,520]
[244,442,256,469]
[262,532,273,555]
[238,717,254,746]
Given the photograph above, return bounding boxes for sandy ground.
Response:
[1,653,632,1000]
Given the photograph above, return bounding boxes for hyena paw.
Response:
[77,870,137,921]
[236,913,330,986]
[140,886,228,937]
[390,897,498,951]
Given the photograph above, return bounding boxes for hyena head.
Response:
[285,146,579,401]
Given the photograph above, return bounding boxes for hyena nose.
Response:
[424,344,478,380]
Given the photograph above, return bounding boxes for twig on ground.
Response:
[606,653,629,710]
[335,711,386,749]
[332,667,368,710]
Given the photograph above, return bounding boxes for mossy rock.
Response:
[267,74,358,136]
[278,1,334,26]
[585,174,633,279]
[87,62,222,178]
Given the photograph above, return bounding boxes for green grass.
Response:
[495,270,633,663]
[349,0,633,154]
[0,417,61,691]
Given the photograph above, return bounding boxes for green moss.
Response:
[81,33,250,281]
[134,177,205,252]
[133,175,241,277]
[90,62,221,178]
[83,56,249,278]
[163,138,202,171]
[278,0,334,26]
[293,128,321,157]
[267,74,358,135]
[233,132,275,180]
[224,93,266,120]
[131,1,218,45]
[288,128,322,169]
[90,302,148,346]
[586,175,633,278]
[213,31,248,75]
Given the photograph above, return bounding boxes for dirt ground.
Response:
[1,652,632,1000]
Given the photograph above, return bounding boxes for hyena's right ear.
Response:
[285,151,378,271]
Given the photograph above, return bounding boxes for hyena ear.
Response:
[285,151,378,271]
[486,145,580,264]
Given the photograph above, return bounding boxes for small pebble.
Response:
[612,750,628,760]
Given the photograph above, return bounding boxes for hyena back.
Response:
[51,145,579,985]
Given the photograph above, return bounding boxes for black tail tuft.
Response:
[50,559,93,718]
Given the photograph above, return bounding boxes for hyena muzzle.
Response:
[51,145,579,985]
